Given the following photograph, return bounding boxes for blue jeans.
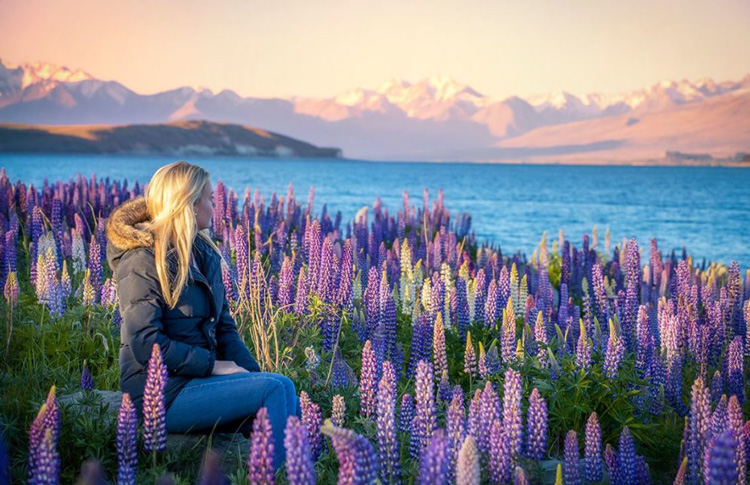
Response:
[165,372,301,471]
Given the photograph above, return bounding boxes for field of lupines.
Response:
[0,167,749,484]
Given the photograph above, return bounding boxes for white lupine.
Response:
[38,232,58,268]
[71,229,87,274]
[510,263,519,314]
[421,277,432,315]
[441,262,453,329]
[400,240,416,314]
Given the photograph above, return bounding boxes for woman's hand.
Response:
[211,360,250,375]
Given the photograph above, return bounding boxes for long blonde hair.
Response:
[144,161,222,309]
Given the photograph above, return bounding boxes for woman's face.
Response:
[193,179,214,231]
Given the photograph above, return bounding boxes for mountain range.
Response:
[1,59,749,162]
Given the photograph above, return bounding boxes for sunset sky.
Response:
[2,0,749,99]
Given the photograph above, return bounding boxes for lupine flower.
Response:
[513,466,530,485]
[248,407,275,485]
[636,455,650,484]
[501,299,516,363]
[479,381,501,456]
[488,420,510,484]
[711,370,724,405]
[294,268,308,316]
[604,318,625,378]
[399,393,414,434]
[446,385,466,462]
[564,430,581,485]
[464,331,477,377]
[604,443,619,481]
[413,360,437,458]
[143,343,167,453]
[117,393,138,485]
[31,428,59,485]
[585,412,602,482]
[525,388,547,460]
[616,426,636,485]
[673,456,688,485]
[81,361,94,391]
[534,311,548,367]
[284,416,316,485]
[41,386,60,448]
[502,367,523,463]
[687,376,710,484]
[726,395,746,485]
[321,419,379,485]
[576,318,592,370]
[331,395,346,428]
[3,271,18,307]
[360,340,377,419]
[432,313,448,380]
[456,435,480,485]
[707,429,738,485]
[299,391,323,459]
[376,361,400,484]
[727,336,744,406]
[28,402,48,483]
[419,428,450,485]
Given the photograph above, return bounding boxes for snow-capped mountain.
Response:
[1,58,748,161]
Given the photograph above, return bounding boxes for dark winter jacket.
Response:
[105,196,260,417]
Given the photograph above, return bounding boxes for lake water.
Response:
[2,154,749,268]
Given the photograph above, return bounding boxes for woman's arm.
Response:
[215,296,261,372]
[117,250,215,376]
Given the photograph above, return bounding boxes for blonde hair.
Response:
[144,161,222,309]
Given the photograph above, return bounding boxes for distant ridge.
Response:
[0,120,343,158]
[1,58,749,162]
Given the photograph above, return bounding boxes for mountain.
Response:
[1,58,749,162]
[0,120,342,158]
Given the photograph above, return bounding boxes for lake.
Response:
[2,154,749,268]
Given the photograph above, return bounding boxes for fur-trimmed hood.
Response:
[105,196,154,251]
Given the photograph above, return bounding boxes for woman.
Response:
[105,161,300,471]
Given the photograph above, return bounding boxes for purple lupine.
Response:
[322,420,379,485]
[525,388,547,460]
[727,336,744,406]
[585,412,603,482]
[502,367,523,464]
[143,343,168,453]
[636,305,651,373]
[616,426,636,485]
[466,388,482,454]
[456,436,480,485]
[41,386,60,449]
[28,402,49,483]
[413,360,437,458]
[604,319,625,378]
[623,238,640,350]
[31,428,59,485]
[249,407,275,485]
[88,234,102,304]
[464,331,477,378]
[479,381,501,456]
[81,361,94,391]
[360,340,377,419]
[711,370,724,405]
[564,430,581,485]
[485,279,499,327]
[433,313,448,381]
[376,361,400,484]
[438,370,452,402]
[284,416,316,485]
[687,376,710,484]
[604,444,619,481]
[707,429,738,485]
[277,256,294,312]
[419,428,450,485]
[488,420,510,484]
[445,386,465,482]
[636,455,650,484]
[117,393,138,485]
[299,391,323,460]
[331,395,346,428]
[399,393,414,434]
[293,268,308,316]
[726,395,746,485]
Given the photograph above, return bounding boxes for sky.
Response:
[2,0,750,100]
